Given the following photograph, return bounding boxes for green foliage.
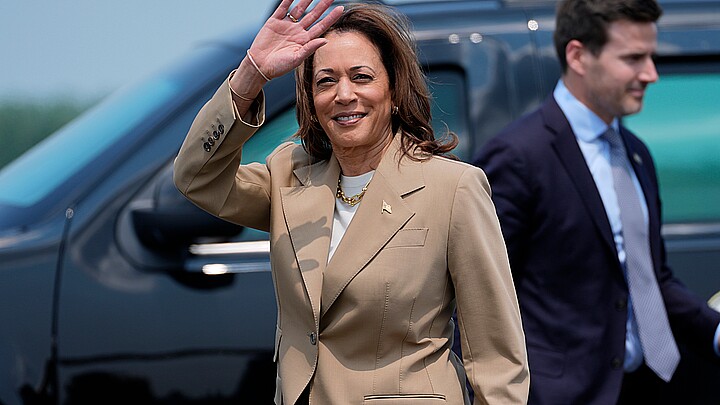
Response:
[0,99,96,169]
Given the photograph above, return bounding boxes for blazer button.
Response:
[203,142,212,152]
[218,124,225,134]
[615,299,627,311]
[611,357,622,369]
[212,130,220,140]
[308,332,317,345]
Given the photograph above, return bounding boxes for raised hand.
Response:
[247,0,344,81]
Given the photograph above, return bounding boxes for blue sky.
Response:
[0,1,276,102]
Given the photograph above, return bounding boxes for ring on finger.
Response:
[285,12,299,23]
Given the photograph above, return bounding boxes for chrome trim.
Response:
[201,262,270,275]
[189,240,270,255]
[662,222,720,237]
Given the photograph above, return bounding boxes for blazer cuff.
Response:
[223,71,266,128]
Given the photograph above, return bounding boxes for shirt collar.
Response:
[553,79,619,142]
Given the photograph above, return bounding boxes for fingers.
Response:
[277,0,342,31]
[271,0,294,20]
[289,0,314,22]
[276,0,315,24]
[298,0,336,28]
[306,5,344,37]
[297,38,330,61]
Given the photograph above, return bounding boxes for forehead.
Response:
[603,19,657,53]
[313,31,383,71]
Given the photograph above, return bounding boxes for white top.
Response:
[328,170,375,262]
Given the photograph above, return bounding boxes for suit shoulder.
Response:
[424,155,487,184]
[428,154,478,173]
[496,106,546,141]
[475,106,552,165]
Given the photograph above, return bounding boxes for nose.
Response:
[335,77,356,104]
[639,56,659,84]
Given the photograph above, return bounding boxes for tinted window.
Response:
[0,79,181,207]
[241,109,299,164]
[624,72,720,224]
[428,69,469,159]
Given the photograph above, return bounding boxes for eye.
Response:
[316,76,336,86]
[624,54,647,64]
[353,73,373,81]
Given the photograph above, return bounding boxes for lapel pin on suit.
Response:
[382,200,392,214]
[633,153,643,165]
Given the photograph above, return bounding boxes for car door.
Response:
[52,44,299,404]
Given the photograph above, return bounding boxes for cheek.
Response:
[312,93,331,116]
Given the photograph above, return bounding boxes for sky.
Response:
[0,1,277,102]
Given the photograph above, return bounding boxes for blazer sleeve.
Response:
[173,78,278,232]
[473,135,535,281]
[448,166,529,404]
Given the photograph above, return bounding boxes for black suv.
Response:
[1,0,718,403]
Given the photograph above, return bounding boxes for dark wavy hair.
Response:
[554,0,662,72]
[294,3,458,161]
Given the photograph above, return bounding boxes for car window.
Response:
[0,78,181,208]
[428,69,469,160]
[624,71,720,224]
[241,108,299,164]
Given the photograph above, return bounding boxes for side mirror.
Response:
[131,172,242,252]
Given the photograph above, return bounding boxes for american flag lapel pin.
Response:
[382,200,392,214]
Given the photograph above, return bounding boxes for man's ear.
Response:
[565,39,588,76]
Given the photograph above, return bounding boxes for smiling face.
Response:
[312,31,394,161]
[579,20,659,123]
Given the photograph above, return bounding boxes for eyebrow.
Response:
[314,65,377,79]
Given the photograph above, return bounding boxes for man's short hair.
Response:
[554,0,663,72]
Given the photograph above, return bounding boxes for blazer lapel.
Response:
[281,157,340,323]
[321,137,421,318]
[543,98,617,255]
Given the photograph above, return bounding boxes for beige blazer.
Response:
[174,81,529,405]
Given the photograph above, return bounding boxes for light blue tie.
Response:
[604,127,680,382]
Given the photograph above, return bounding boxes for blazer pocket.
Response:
[528,344,565,378]
[385,228,429,249]
[363,394,446,404]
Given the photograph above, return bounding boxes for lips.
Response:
[628,84,647,97]
[333,112,366,123]
[628,88,645,99]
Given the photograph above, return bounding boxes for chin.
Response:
[621,101,644,117]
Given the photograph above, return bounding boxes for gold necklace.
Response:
[336,178,369,207]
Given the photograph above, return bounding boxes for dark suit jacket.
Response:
[473,96,720,404]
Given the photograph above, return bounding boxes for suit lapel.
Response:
[281,157,340,324]
[543,98,616,255]
[321,137,422,318]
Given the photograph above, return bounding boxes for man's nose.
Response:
[640,57,659,84]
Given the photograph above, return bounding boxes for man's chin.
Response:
[622,101,644,117]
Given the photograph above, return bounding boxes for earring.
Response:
[392,106,399,115]
[310,115,318,123]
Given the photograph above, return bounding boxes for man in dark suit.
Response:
[473,0,720,403]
